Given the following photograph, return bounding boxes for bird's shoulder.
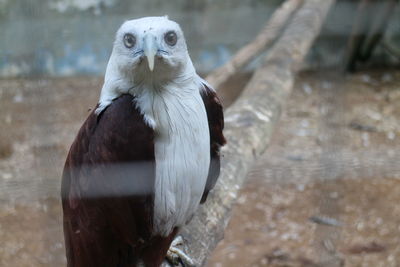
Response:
[67,93,155,166]
[200,83,226,148]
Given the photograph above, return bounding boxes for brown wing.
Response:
[200,84,226,203]
[61,94,157,267]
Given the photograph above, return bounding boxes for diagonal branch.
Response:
[205,0,304,90]
[179,0,336,266]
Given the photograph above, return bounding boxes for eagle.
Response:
[61,16,226,267]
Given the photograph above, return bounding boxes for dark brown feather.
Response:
[200,84,226,203]
[62,94,172,267]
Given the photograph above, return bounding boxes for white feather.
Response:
[136,80,210,236]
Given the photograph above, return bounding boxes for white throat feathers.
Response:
[137,80,210,236]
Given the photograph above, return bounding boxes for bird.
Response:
[61,16,226,267]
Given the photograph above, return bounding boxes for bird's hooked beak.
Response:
[143,34,158,72]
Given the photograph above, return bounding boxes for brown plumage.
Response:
[61,86,225,266]
[200,84,226,203]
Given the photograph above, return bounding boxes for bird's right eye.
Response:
[123,34,136,48]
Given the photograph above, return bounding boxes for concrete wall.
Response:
[0,0,281,77]
[0,0,399,77]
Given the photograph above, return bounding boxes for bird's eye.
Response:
[164,31,177,46]
[123,34,136,48]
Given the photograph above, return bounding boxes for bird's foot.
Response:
[165,236,196,267]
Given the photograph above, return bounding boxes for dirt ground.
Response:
[208,70,400,267]
[0,70,399,266]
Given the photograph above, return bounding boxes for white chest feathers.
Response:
[135,84,210,236]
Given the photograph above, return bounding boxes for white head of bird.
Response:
[97,16,200,114]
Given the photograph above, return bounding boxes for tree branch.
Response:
[179,0,336,266]
[205,0,304,90]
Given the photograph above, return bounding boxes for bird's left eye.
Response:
[123,34,136,48]
[164,31,177,46]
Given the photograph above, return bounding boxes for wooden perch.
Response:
[178,0,336,266]
[205,0,304,90]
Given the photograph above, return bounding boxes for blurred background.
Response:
[0,0,399,266]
